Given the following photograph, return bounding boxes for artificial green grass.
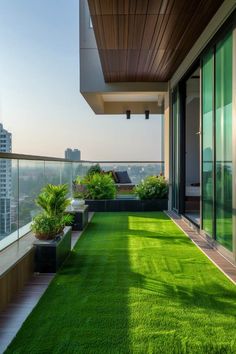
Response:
[6,212,236,354]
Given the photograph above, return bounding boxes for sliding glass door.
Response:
[202,50,214,237]
[215,32,233,251]
[201,32,233,251]
[172,89,180,212]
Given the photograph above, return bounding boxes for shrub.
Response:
[72,177,87,199]
[31,184,73,240]
[85,173,116,200]
[86,164,102,177]
[35,184,71,216]
[134,176,168,200]
[31,213,72,239]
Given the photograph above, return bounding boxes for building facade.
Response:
[0,123,12,236]
[80,0,236,264]
[65,148,81,161]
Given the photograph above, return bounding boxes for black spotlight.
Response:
[126,110,131,119]
[145,110,150,119]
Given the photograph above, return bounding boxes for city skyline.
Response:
[0,0,164,161]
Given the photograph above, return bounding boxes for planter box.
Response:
[66,205,89,231]
[85,199,168,212]
[34,226,72,273]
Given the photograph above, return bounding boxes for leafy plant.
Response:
[86,164,102,177]
[72,177,87,199]
[35,184,71,216]
[134,176,168,200]
[85,173,116,200]
[73,191,84,199]
[31,213,72,239]
[31,184,73,240]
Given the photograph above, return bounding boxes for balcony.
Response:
[0,153,236,353]
[0,153,165,250]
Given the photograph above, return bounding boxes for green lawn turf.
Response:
[6,212,236,354]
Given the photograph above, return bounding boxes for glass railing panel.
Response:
[44,161,61,185]
[72,162,91,181]
[0,158,18,250]
[61,162,73,195]
[0,155,165,250]
[99,162,164,184]
[70,161,164,200]
[18,160,45,238]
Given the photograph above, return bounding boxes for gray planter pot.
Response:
[34,226,72,273]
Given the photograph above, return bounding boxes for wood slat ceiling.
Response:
[88,0,224,82]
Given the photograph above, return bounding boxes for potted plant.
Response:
[134,175,168,200]
[82,172,117,211]
[85,173,116,200]
[134,175,168,211]
[31,184,73,272]
[71,177,86,210]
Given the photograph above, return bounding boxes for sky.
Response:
[0,0,163,161]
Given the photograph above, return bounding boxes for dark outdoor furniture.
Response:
[106,170,135,193]
[114,171,132,184]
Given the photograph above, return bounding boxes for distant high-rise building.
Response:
[0,123,12,236]
[65,148,81,161]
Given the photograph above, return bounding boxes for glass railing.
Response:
[0,153,164,250]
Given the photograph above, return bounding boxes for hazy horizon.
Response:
[0,0,164,161]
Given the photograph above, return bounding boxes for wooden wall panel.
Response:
[0,250,34,313]
[88,0,224,82]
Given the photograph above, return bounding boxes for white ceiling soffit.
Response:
[102,92,165,104]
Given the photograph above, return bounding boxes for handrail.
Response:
[79,160,164,164]
[0,152,75,162]
[0,152,164,164]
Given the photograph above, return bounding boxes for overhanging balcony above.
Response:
[83,90,166,115]
[80,0,224,114]
[80,0,168,114]
[88,0,223,82]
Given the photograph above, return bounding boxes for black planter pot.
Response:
[34,226,72,273]
[85,199,168,212]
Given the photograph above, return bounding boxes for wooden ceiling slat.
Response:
[147,0,165,15]
[154,0,197,77]
[160,0,219,80]
[88,0,224,82]
[156,0,212,79]
[135,0,149,15]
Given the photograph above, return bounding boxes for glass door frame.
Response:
[171,11,236,261]
[200,27,235,259]
[200,49,216,239]
[171,63,200,220]
[171,86,185,214]
[231,27,236,261]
